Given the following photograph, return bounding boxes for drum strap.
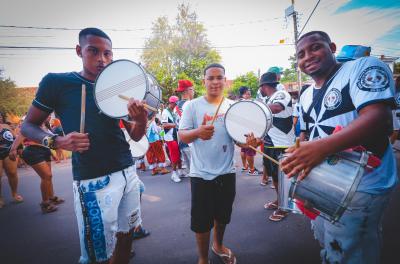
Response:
[305,63,343,133]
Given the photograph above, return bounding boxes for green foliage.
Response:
[231,72,259,98]
[280,55,309,83]
[0,78,34,116]
[141,4,221,100]
[394,62,400,75]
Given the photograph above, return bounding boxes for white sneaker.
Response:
[177,169,187,177]
[171,171,181,183]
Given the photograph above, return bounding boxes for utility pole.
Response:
[286,0,302,94]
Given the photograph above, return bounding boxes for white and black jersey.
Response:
[264,90,295,147]
[299,57,395,140]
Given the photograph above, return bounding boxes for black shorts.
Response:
[0,148,10,160]
[263,147,286,182]
[190,173,236,233]
[22,145,51,166]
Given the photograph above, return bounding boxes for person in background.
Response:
[0,112,24,208]
[146,116,169,175]
[237,86,259,175]
[21,115,65,213]
[390,77,400,144]
[162,96,184,182]
[50,118,65,162]
[268,66,285,91]
[175,79,195,173]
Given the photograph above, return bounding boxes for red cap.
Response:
[169,95,179,103]
[176,79,193,92]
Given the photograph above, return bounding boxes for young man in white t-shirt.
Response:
[179,63,237,264]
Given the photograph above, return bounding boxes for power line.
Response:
[0,43,294,51]
[299,0,321,36]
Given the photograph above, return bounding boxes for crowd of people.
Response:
[0,27,398,264]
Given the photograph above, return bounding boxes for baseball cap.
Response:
[176,79,194,92]
[168,95,179,103]
[267,66,283,74]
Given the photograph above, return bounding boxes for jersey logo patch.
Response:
[324,88,342,110]
[2,131,14,142]
[274,92,286,100]
[357,66,389,92]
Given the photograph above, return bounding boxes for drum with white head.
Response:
[122,129,149,158]
[94,59,162,120]
[224,100,273,144]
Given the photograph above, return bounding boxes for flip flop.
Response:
[211,246,236,264]
[269,210,288,222]
[12,194,24,204]
[264,201,278,210]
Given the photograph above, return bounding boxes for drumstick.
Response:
[210,97,224,125]
[80,84,86,133]
[248,145,280,165]
[295,137,300,148]
[118,94,158,112]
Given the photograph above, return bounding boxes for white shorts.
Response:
[73,165,142,264]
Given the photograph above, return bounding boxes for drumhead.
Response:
[123,129,150,158]
[224,100,272,144]
[94,60,148,119]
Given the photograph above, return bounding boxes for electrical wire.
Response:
[299,0,322,36]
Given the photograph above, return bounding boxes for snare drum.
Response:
[123,129,149,158]
[224,100,273,144]
[278,150,369,223]
[94,59,162,120]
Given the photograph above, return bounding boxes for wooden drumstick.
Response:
[295,137,300,148]
[248,145,280,165]
[80,84,86,133]
[118,94,158,112]
[210,97,224,125]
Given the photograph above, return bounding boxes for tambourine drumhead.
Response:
[94,60,148,119]
[130,136,150,158]
[224,100,273,144]
[123,128,149,158]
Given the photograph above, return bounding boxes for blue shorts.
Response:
[73,165,142,264]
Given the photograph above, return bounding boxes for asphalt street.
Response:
[0,147,399,264]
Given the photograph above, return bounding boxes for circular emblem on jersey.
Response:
[2,130,14,142]
[357,66,389,92]
[274,92,286,100]
[324,88,342,110]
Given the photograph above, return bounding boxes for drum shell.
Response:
[224,100,273,144]
[278,151,368,223]
[144,73,162,119]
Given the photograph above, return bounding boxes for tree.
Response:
[0,78,34,117]
[280,55,309,84]
[141,4,221,100]
[231,72,259,98]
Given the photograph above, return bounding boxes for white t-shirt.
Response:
[264,90,295,147]
[179,97,235,180]
[161,108,177,142]
[299,56,396,194]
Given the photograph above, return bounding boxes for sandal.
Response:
[264,201,278,210]
[12,194,24,203]
[132,226,150,240]
[49,196,65,205]
[269,209,288,222]
[211,246,236,264]
[40,201,58,214]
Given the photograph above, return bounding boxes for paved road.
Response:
[0,147,398,264]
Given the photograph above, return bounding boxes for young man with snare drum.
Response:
[21,28,147,264]
[179,63,237,264]
[280,31,397,263]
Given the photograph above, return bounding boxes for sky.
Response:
[0,0,399,87]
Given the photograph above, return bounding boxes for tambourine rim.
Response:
[93,59,149,119]
[224,99,273,144]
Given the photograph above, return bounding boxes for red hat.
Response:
[176,79,193,92]
[169,95,179,103]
